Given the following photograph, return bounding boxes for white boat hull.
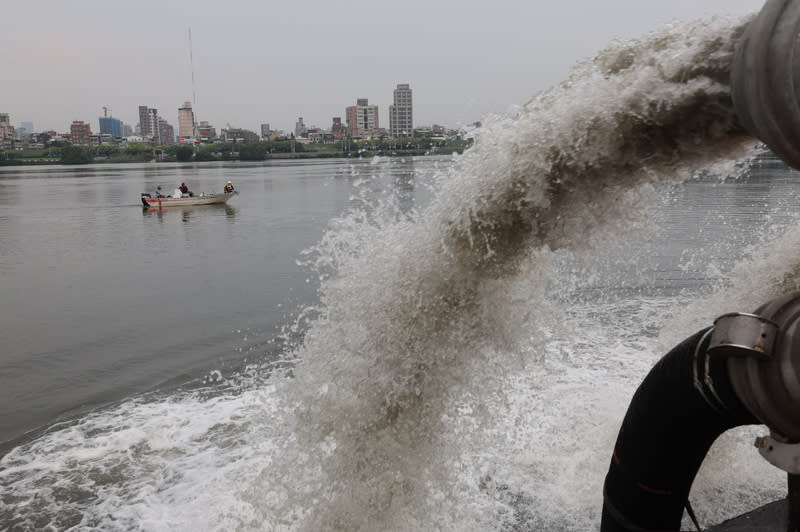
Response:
[141,191,237,208]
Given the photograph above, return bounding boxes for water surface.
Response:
[0,157,435,444]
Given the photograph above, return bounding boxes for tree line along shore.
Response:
[0,137,473,165]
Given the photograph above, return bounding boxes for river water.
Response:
[3,16,800,532]
[0,157,434,445]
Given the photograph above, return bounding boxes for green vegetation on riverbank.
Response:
[0,137,472,166]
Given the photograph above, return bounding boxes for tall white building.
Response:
[178,101,196,139]
[389,83,413,138]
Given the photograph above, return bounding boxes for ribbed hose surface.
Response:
[601,328,759,531]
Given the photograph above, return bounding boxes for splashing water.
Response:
[3,14,797,531]
[270,16,762,529]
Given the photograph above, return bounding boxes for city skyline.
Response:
[5,83,423,140]
[3,0,764,134]
[5,83,421,140]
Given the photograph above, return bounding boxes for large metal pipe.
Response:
[731,0,800,170]
[727,291,800,441]
[601,291,800,531]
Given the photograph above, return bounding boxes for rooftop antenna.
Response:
[189,27,196,105]
[102,106,108,118]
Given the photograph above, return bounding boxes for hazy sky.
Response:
[3,0,765,135]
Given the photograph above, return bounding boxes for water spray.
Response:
[602,1,800,530]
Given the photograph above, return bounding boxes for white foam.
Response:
[262,15,765,529]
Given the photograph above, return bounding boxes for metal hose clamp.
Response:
[707,312,778,360]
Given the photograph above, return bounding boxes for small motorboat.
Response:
[141,190,238,208]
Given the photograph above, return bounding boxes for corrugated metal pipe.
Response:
[731,0,800,171]
[601,290,800,531]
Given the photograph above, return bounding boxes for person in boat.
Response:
[155,186,164,198]
[224,181,234,194]
[179,182,193,197]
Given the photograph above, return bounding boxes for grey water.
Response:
[0,157,433,446]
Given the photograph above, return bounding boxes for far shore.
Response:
[1,138,471,166]
[0,150,464,166]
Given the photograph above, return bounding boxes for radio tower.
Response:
[189,27,196,105]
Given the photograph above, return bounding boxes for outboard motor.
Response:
[601,291,800,531]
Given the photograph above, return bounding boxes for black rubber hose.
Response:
[601,328,759,531]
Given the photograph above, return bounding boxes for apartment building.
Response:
[389,83,413,138]
[345,98,379,138]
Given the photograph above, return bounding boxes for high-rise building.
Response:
[19,121,34,138]
[331,117,344,140]
[345,98,379,138]
[0,113,14,149]
[99,116,122,137]
[178,101,196,139]
[260,123,271,139]
[389,83,413,138]
[70,121,91,146]
[198,121,216,139]
[138,105,160,142]
[295,117,307,138]
[158,118,175,146]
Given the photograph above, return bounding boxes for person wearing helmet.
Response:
[224,181,235,194]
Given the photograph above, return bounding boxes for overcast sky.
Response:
[2,0,765,135]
